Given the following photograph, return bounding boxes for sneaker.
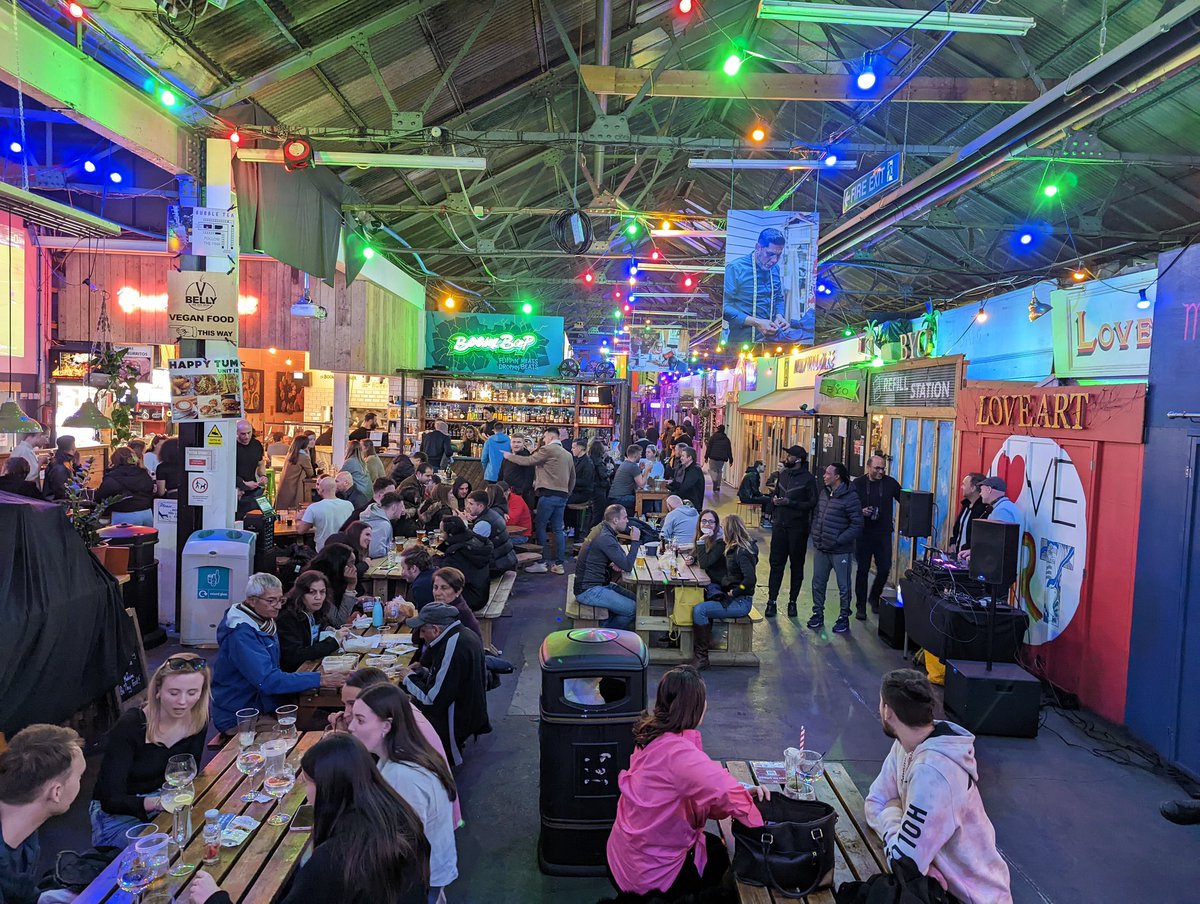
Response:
[1160,800,1200,825]
[764,601,777,618]
[526,562,548,574]
[550,563,565,575]
[787,602,797,618]
[855,607,867,621]
[833,616,851,634]
[806,615,824,631]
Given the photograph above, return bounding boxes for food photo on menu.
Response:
[169,358,244,420]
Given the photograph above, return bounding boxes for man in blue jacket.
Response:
[210,573,345,733]
[808,463,865,635]
[481,423,511,484]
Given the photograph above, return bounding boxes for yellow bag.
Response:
[923,650,946,686]
[671,587,705,627]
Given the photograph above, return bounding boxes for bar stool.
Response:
[735,501,762,528]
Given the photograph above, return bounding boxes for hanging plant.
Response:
[90,346,141,447]
[64,457,122,547]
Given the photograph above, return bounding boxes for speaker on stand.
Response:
[898,491,934,539]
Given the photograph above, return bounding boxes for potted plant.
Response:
[64,456,121,550]
[89,347,141,447]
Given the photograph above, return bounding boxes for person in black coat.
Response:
[97,445,156,525]
[689,515,758,670]
[808,463,864,634]
[189,734,430,904]
[766,446,818,618]
[465,490,517,575]
[947,472,988,555]
[0,457,43,498]
[277,571,352,672]
[683,509,727,593]
[568,438,596,508]
[851,454,904,619]
[42,438,79,501]
[421,422,454,471]
[667,445,705,511]
[703,425,733,496]
[587,440,612,522]
[439,516,492,611]
[389,452,415,485]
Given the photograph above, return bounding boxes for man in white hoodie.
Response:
[865,669,1013,904]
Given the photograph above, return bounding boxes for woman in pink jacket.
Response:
[606,666,768,899]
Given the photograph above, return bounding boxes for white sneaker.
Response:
[550,563,565,575]
[526,562,549,573]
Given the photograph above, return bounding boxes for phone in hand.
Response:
[288,804,314,832]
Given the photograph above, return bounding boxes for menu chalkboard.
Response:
[868,362,959,409]
[114,608,149,711]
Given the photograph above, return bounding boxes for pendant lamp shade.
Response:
[63,398,112,429]
[0,399,44,433]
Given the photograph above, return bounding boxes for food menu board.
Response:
[168,356,244,420]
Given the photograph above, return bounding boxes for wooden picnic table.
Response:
[77,733,320,904]
[721,760,889,903]
[634,488,670,517]
[296,622,413,707]
[271,509,311,541]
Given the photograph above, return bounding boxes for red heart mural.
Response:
[997,452,1025,501]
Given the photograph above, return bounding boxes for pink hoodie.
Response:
[607,729,763,894]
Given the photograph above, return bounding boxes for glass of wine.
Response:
[236,745,266,803]
[116,849,156,902]
[236,708,260,747]
[165,754,197,788]
[159,782,196,876]
[263,763,296,826]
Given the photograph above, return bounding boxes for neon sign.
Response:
[116,287,259,316]
[449,332,537,354]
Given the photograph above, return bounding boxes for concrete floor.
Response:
[40,486,1200,903]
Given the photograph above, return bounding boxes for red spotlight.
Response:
[229,130,241,145]
[623,303,631,313]
[650,250,661,261]
[682,276,695,289]
[677,0,693,13]
[67,2,84,18]
[614,290,622,299]
[582,271,595,285]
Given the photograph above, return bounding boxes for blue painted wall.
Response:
[1127,245,1200,773]
[932,282,1056,381]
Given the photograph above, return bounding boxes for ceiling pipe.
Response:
[820,0,1200,261]
[594,0,612,188]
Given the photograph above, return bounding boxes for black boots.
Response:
[764,600,778,617]
[787,601,798,618]
[692,623,712,670]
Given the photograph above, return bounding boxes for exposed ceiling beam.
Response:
[580,65,1056,103]
[0,3,194,175]
[200,0,453,109]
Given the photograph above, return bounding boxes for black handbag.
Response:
[833,857,961,904]
[731,796,837,899]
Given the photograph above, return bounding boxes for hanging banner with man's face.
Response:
[722,210,818,350]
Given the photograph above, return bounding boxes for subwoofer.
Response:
[969,519,1020,585]
[898,490,933,538]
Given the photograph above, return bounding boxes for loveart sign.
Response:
[957,382,1145,443]
[425,311,564,376]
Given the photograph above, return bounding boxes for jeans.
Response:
[111,508,153,527]
[707,460,726,491]
[577,583,637,629]
[811,548,853,621]
[692,595,752,626]
[509,534,529,545]
[768,525,809,603]
[89,799,145,849]
[856,531,892,608]
[608,494,635,517]
[535,494,567,564]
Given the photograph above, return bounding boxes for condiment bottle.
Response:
[202,809,221,863]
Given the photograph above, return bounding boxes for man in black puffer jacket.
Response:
[440,516,493,611]
[464,491,517,575]
[808,462,864,635]
[766,445,818,618]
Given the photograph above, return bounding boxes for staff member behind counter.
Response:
[235,419,266,517]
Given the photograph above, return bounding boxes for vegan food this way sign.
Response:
[168,357,243,421]
[167,270,239,344]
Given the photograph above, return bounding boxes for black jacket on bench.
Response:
[441,532,492,611]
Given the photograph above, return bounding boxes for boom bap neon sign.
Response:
[449,332,538,354]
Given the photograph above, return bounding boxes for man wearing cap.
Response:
[979,476,1020,523]
[400,603,490,765]
[765,445,818,618]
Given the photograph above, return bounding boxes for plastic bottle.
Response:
[202,809,221,864]
[372,598,384,628]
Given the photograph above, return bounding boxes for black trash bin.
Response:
[98,524,166,649]
[538,627,648,877]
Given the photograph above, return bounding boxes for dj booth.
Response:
[900,559,1029,664]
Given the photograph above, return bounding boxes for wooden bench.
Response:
[565,589,603,628]
[479,570,516,649]
[515,551,543,569]
[723,760,889,902]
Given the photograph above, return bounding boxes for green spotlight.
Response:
[1043,184,1059,198]
[723,53,743,77]
[521,301,533,315]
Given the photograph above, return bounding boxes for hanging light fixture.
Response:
[63,398,112,429]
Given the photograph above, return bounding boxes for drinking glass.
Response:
[125,823,159,848]
[236,708,260,748]
[165,754,197,787]
[263,763,296,826]
[116,849,155,902]
[236,744,266,803]
[797,751,825,801]
[132,832,171,879]
[275,705,298,742]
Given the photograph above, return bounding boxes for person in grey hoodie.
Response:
[865,669,1013,904]
[358,491,406,558]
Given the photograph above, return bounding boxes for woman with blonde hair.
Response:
[361,438,387,484]
[89,653,211,847]
[690,514,759,670]
[276,433,315,509]
[342,439,373,499]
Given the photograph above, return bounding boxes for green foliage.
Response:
[91,347,141,447]
[64,457,120,547]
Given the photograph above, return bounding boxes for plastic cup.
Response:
[124,823,159,847]
[236,708,259,747]
[133,832,171,878]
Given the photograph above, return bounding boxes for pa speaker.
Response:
[944,660,1040,738]
[970,519,1020,585]
[898,490,934,538]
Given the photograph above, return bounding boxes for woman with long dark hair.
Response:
[189,734,429,904]
[349,684,459,898]
[450,475,473,513]
[588,440,613,521]
[278,571,352,672]
[420,483,455,529]
[276,434,314,509]
[307,542,361,625]
[345,521,374,564]
[606,667,766,901]
[155,438,182,499]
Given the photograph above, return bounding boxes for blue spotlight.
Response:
[855,52,878,91]
[83,160,96,173]
[8,141,21,154]
[110,172,123,184]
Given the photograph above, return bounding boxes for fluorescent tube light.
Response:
[687,158,857,170]
[236,148,487,171]
[651,229,727,238]
[757,2,1035,36]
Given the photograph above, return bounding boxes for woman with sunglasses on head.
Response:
[277,570,353,672]
[189,733,430,904]
[89,653,211,847]
[349,684,459,900]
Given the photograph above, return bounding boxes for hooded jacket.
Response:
[403,620,491,765]
[659,503,700,546]
[440,531,493,611]
[865,721,1013,904]
[505,492,532,537]
[668,462,705,511]
[771,461,817,529]
[811,481,864,554]
[481,431,511,481]
[210,605,321,731]
[500,448,535,500]
[97,463,155,512]
[568,453,597,505]
[737,467,767,504]
[474,506,517,574]
[358,502,396,558]
[704,429,732,463]
[389,453,415,484]
[720,540,758,599]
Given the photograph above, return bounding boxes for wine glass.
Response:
[165,754,197,788]
[263,763,296,826]
[236,745,266,803]
[116,849,155,902]
[160,782,195,877]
